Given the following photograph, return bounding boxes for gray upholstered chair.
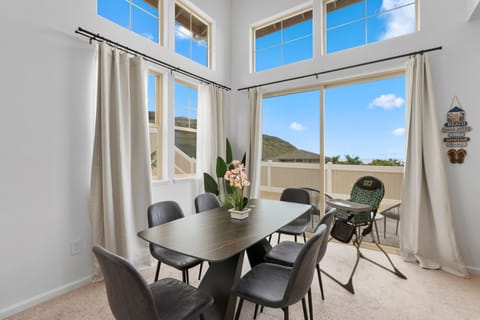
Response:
[92,245,213,320]
[232,224,327,320]
[193,193,221,279]
[265,208,336,310]
[274,188,311,244]
[194,192,221,213]
[148,201,202,284]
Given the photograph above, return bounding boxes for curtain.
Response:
[89,44,152,281]
[400,54,468,277]
[247,88,263,199]
[197,84,226,194]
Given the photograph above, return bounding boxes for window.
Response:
[254,9,313,72]
[174,81,198,178]
[325,0,417,54]
[97,0,161,43]
[175,2,210,67]
[148,72,163,179]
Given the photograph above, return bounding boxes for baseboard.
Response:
[467,265,480,275]
[0,275,92,319]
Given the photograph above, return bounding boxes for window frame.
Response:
[322,0,418,55]
[147,70,164,180]
[174,0,212,68]
[97,0,163,45]
[252,7,314,73]
[173,78,199,179]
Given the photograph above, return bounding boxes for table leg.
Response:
[199,251,245,320]
[246,238,272,267]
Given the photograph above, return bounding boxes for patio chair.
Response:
[382,202,401,238]
[92,245,213,320]
[324,176,406,294]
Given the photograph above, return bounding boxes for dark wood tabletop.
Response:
[137,198,311,262]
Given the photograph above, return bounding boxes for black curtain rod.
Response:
[238,46,442,91]
[75,27,231,91]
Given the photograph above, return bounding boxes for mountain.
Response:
[262,134,298,160]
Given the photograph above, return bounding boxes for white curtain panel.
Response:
[89,44,153,281]
[197,84,226,194]
[247,88,263,199]
[400,54,468,277]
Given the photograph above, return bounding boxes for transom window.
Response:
[325,0,417,54]
[175,2,210,67]
[254,8,313,72]
[174,81,198,178]
[97,0,161,43]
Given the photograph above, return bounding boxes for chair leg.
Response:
[278,233,281,244]
[234,298,244,320]
[316,265,324,300]
[254,304,259,319]
[374,221,380,244]
[282,307,289,320]
[395,220,399,235]
[182,270,186,283]
[384,217,387,238]
[301,297,308,320]
[268,234,272,243]
[198,262,203,280]
[308,288,313,320]
[154,261,161,281]
[303,233,307,243]
[186,269,190,284]
[294,235,297,242]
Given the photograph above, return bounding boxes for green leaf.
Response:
[203,173,219,195]
[226,138,233,164]
[216,156,227,179]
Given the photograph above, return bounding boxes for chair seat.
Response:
[151,245,202,270]
[232,263,291,308]
[264,241,302,267]
[278,216,310,235]
[150,278,213,319]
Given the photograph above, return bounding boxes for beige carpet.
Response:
[6,242,480,320]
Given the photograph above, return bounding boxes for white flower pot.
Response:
[229,208,251,220]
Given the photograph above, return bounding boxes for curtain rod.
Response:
[238,46,442,91]
[75,27,231,91]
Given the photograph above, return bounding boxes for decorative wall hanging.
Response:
[442,96,472,164]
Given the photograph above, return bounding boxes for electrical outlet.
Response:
[70,240,82,256]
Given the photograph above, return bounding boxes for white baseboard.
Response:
[0,275,92,319]
[467,265,480,275]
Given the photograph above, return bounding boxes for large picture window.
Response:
[174,81,198,178]
[98,0,161,43]
[325,0,417,54]
[148,71,163,180]
[175,2,210,67]
[254,9,313,72]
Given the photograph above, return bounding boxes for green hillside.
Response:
[262,134,297,160]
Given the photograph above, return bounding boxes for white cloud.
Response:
[175,25,192,40]
[290,122,306,131]
[379,0,416,40]
[392,128,405,136]
[369,93,405,109]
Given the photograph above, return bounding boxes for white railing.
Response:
[260,160,404,200]
[174,147,196,176]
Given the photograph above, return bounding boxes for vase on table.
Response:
[229,207,251,220]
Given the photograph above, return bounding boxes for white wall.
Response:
[229,0,480,273]
[467,0,480,20]
[0,0,231,317]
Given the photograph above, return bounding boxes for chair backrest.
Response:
[315,207,336,264]
[92,245,158,320]
[194,193,221,213]
[280,188,310,205]
[350,176,385,210]
[301,187,321,216]
[148,201,185,228]
[282,224,327,306]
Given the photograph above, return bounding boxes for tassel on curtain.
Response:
[400,54,468,278]
[89,43,153,281]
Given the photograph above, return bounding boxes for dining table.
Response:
[137,198,311,320]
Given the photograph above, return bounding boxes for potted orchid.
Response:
[224,160,251,219]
